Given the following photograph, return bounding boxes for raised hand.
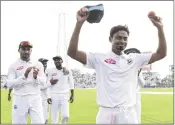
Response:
[149,16,163,29]
[77,7,89,23]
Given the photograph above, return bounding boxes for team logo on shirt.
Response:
[52,73,57,76]
[104,58,116,64]
[127,58,133,65]
[16,66,24,70]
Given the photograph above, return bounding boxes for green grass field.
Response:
[1,88,174,124]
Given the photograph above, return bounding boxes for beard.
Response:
[55,63,62,69]
[116,45,126,52]
[114,42,127,51]
[118,46,125,51]
[21,54,30,61]
[56,65,62,70]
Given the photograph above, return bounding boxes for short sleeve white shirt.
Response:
[85,51,152,107]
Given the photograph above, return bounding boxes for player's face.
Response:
[43,61,47,69]
[110,30,128,53]
[19,46,32,60]
[54,59,62,67]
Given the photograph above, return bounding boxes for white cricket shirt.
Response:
[47,68,74,97]
[5,59,46,96]
[86,51,152,108]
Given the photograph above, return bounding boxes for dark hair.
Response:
[110,25,130,38]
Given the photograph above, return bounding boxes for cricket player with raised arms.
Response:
[67,6,167,124]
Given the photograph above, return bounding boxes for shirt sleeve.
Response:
[84,52,98,69]
[5,65,27,89]
[68,70,74,90]
[135,53,152,68]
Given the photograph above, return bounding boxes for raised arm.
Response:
[148,16,167,64]
[67,7,89,65]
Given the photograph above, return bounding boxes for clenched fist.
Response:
[76,7,89,24]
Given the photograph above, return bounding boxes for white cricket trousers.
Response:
[51,93,69,124]
[96,105,138,124]
[135,93,141,123]
[42,99,49,123]
[12,94,44,124]
[41,91,49,123]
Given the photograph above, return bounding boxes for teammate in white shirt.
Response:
[124,48,146,123]
[47,56,74,124]
[67,7,167,124]
[38,58,50,124]
[5,41,46,124]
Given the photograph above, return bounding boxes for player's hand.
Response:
[69,95,74,103]
[77,7,89,24]
[63,67,69,75]
[47,98,52,104]
[8,94,11,101]
[24,67,33,78]
[149,16,163,29]
[33,67,39,79]
[50,79,58,85]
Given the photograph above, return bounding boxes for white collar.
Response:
[19,58,32,64]
[107,51,127,58]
